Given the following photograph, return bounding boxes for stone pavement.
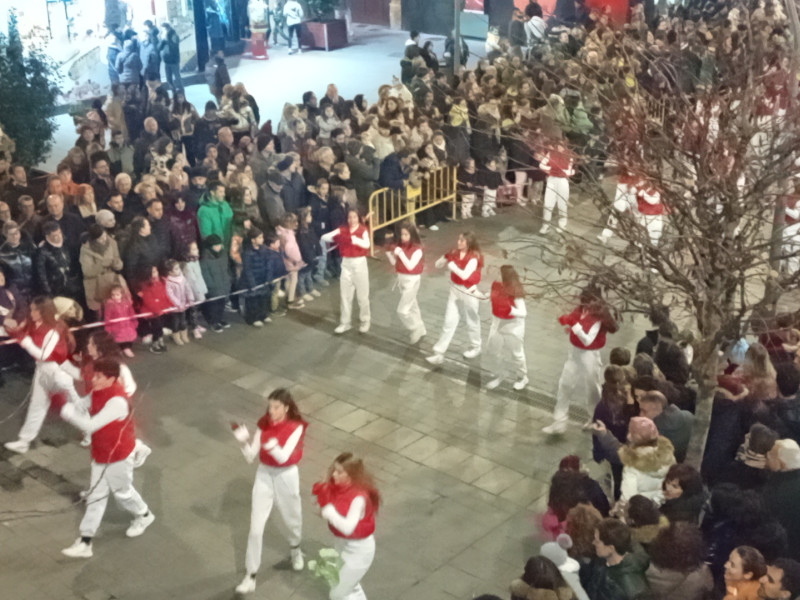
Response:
[0,202,647,600]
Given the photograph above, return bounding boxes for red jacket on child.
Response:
[138,279,174,316]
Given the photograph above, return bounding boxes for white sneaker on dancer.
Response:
[4,439,29,454]
[538,224,550,235]
[426,353,444,365]
[334,324,352,334]
[291,547,304,571]
[126,512,155,537]
[513,376,529,391]
[462,347,481,359]
[236,574,257,594]
[358,322,370,333]
[410,327,426,344]
[542,420,568,435]
[62,538,93,558]
[486,377,501,390]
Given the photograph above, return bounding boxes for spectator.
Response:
[762,439,800,560]
[510,555,577,600]
[198,180,233,250]
[660,463,706,524]
[199,233,230,332]
[584,518,650,600]
[40,194,87,264]
[79,223,124,319]
[115,39,143,86]
[145,197,172,264]
[646,522,714,600]
[758,559,800,600]
[724,546,767,600]
[159,23,183,92]
[124,216,163,283]
[35,221,83,301]
[0,220,35,299]
[637,390,694,462]
[540,534,590,600]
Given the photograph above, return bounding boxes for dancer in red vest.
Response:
[543,287,618,435]
[636,183,664,246]
[232,388,307,595]
[4,297,77,454]
[426,231,484,365]
[597,170,640,243]
[485,266,528,391]
[782,184,800,273]
[539,139,575,234]
[386,221,426,344]
[321,208,371,334]
[59,357,154,558]
[313,452,381,600]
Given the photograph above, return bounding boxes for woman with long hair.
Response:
[426,231,484,365]
[485,265,528,390]
[313,452,381,600]
[4,297,77,453]
[232,388,308,595]
[543,286,618,434]
[321,208,371,334]
[387,221,426,344]
[510,556,576,600]
[734,342,778,401]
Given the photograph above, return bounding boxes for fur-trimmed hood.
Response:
[510,580,575,600]
[618,436,676,472]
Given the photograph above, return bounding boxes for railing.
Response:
[367,165,458,257]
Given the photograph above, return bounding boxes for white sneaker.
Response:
[486,377,501,390]
[462,347,481,359]
[311,289,321,297]
[597,230,611,244]
[235,574,256,594]
[126,512,155,537]
[4,439,30,454]
[291,547,304,571]
[132,442,152,468]
[538,225,550,235]
[79,435,91,447]
[410,327,426,344]
[557,219,568,230]
[426,353,444,365]
[302,293,314,302]
[277,289,286,298]
[513,376,529,391]
[542,421,567,435]
[252,321,264,328]
[334,324,352,334]
[61,538,93,558]
[358,322,370,333]
[429,224,439,231]
[142,334,153,345]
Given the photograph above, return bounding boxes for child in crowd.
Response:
[324,189,348,279]
[103,284,138,357]
[240,228,272,327]
[479,157,503,217]
[305,179,331,283]
[199,234,232,332]
[265,235,289,315]
[296,207,322,301]
[182,242,208,338]
[164,259,196,344]
[137,265,174,354]
[458,158,479,219]
[276,213,306,309]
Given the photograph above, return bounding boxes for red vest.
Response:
[491,282,516,319]
[337,225,369,258]
[558,308,607,350]
[618,171,637,187]
[446,250,482,287]
[256,416,307,467]
[90,381,136,464]
[328,484,376,540]
[394,243,423,275]
[637,187,664,216]
[544,150,574,178]
[28,322,69,364]
[785,196,800,225]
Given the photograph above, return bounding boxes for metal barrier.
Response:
[367,165,458,257]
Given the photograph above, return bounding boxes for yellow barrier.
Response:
[367,165,458,257]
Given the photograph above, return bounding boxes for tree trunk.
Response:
[684,330,721,468]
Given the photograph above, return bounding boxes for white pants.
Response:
[638,213,663,246]
[482,188,497,216]
[80,455,149,537]
[340,256,370,327]
[17,361,76,443]
[543,176,569,227]
[515,171,528,205]
[461,193,476,218]
[432,286,481,355]
[330,535,375,600]
[784,222,800,272]
[552,345,602,422]
[245,464,302,575]
[600,183,637,238]
[484,317,527,380]
[396,274,424,334]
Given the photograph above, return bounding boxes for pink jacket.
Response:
[276,225,306,272]
[165,273,196,310]
[104,298,138,343]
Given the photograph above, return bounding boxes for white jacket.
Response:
[283,0,304,26]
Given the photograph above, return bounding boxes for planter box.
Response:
[300,19,348,51]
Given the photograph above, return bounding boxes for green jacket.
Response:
[198,193,234,249]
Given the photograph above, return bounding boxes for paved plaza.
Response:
[0,205,644,600]
[4,24,647,600]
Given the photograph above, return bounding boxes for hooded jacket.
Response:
[197,193,234,250]
[584,551,650,600]
[618,436,676,503]
[80,237,124,311]
[115,40,143,84]
[510,580,575,600]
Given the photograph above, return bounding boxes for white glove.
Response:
[263,438,278,451]
[393,246,403,256]
[60,402,76,422]
[435,256,447,269]
[232,424,250,444]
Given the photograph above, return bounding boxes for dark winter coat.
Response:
[653,405,694,463]
[159,29,181,64]
[761,469,800,560]
[199,246,231,298]
[39,213,87,264]
[0,238,35,297]
[258,184,286,230]
[379,153,408,190]
[582,551,650,600]
[660,490,706,524]
[148,216,173,263]
[140,36,161,80]
[35,242,83,299]
[167,208,199,258]
[304,193,329,238]
[296,227,321,264]
[115,41,143,85]
[645,563,713,600]
[240,243,273,296]
[124,234,163,282]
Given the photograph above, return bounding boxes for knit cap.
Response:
[95,209,116,229]
[540,534,573,567]
[628,416,658,443]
